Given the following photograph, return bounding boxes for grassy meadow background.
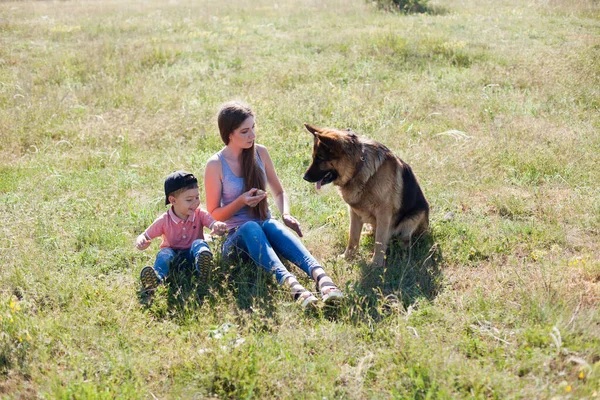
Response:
[1,0,599,398]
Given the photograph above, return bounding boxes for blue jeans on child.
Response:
[222,219,321,285]
[153,239,211,281]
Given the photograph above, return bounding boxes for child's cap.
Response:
[164,170,198,205]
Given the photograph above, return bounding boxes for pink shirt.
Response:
[145,207,215,250]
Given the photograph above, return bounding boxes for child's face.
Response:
[170,188,200,219]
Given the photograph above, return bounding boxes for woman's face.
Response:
[228,116,256,150]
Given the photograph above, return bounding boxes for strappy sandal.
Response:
[315,273,344,305]
[140,266,160,292]
[289,280,318,309]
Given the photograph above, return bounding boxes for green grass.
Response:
[1,0,600,398]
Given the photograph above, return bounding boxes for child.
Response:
[136,170,227,291]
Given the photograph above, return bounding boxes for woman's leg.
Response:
[261,219,343,302]
[260,219,321,277]
[222,221,318,307]
[222,221,294,285]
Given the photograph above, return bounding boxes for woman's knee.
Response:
[261,218,286,235]
[238,221,264,237]
[262,219,292,249]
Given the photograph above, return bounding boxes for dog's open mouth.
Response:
[316,171,336,190]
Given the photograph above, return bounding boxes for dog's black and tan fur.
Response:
[303,124,429,267]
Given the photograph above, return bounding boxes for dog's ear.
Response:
[304,123,321,136]
[315,133,338,151]
[305,124,338,152]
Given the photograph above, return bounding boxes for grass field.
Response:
[1,0,599,398]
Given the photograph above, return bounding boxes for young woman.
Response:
[204,101,343,308]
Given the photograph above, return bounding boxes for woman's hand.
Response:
[282,213,303,237]
[241,188,267,208]
[135,233,151,250]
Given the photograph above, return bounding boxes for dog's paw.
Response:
[341,250,356,260]
[371,254,386,268]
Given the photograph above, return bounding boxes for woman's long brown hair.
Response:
[217,101,269,220]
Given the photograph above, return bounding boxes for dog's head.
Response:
[302,123,360,189]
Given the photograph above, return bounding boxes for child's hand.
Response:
[136,234,151,250]
[211,221,228,236]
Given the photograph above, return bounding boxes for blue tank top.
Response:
[218,149,271,230]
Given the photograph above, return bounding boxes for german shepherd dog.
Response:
[302,124,429,267]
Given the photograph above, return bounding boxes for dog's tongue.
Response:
[316,179,323,190]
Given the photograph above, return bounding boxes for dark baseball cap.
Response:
[164,170,198,205]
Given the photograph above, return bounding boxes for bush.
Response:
[370,0,430,13]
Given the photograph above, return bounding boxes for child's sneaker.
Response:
[140,266,160,292]
[195,250,213,286]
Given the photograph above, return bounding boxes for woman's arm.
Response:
[258,145,287,215]
[204,155,264,222]
[205,156,241,221]
[258,145,303,237]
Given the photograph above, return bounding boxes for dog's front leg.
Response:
[372,212,392,267]
[343,207,363,260]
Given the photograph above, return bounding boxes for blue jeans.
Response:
[153,239,211,281]
[222,219,321,285]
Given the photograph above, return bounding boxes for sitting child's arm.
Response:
[210,221,228,236]
[135,232,152,250]
[197,207,227,236]
[136,213,166,250]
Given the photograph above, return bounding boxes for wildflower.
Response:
[566,385,572,392]
[9,299,20,313]
[579,371,584,379]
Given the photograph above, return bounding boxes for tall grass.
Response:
[1,0,599,398]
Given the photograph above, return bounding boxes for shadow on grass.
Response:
[350,230,443,318]
[137,253,279,320]
[206,257,279,315]
[135,236,350,322]
[136,260,208,320]
[373,0,449,16]
[136,230,441,324]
